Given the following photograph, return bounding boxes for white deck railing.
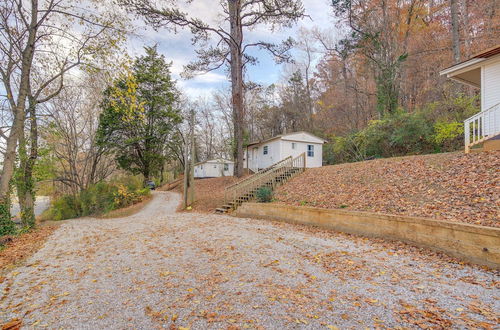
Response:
[464,102,500,152]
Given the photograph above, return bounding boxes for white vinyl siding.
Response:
[244,132,324,170]
[483,60,500,110]
[194,160,234,178]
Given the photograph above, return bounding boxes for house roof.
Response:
[440,44,500,87]
[247,131,327,147]
[471,44,500,59]
[195,159,234,166]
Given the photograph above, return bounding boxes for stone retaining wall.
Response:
[235,203,500,269]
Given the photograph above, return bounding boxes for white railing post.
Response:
[463,102,500,153]
[464,119,470,153]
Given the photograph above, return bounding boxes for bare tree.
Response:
[0,0,125,228]
[120,0,305,177]
[43,73,117,196]
[293,28,320,129]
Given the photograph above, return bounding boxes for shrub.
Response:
[324,110,442,164]
[0,203,16,237]
[48,195,80,221]
[80,182,117,216]
[256,186,273,203]
[44,178,150,221]
[432,121,464,151]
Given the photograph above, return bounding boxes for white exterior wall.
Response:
[247,139,281,170]
[194,161,234,178]
[280,140,323,168]
[245,132,324,170]
[482,59,500,111]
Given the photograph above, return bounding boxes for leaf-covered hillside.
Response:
[275,151,499,227]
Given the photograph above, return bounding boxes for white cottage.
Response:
[440,45,500,152]
[194,159,234,178]
[244,131,326,172]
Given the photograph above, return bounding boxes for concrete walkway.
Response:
[1,191,498,329]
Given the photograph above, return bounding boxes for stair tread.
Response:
[221,159,306,212]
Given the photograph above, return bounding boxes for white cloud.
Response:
[191,72,228,84]
[178,84,218,100]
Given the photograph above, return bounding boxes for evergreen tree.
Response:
[97,46,181,182]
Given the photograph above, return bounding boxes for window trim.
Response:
[307,144,314,157]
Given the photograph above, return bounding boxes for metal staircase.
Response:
[215,153,306,214]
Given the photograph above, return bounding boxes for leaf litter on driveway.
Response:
[1,192,498,329]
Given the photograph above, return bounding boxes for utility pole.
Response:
[188,108,195,206]
[182,129,189,209]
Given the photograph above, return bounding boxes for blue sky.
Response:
[125,0,337,99]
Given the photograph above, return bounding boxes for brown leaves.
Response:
[0,225,57,270]
[275,152,500,227]
[173,176,249,213]
[396,300,453,329]
[1,319,21,330]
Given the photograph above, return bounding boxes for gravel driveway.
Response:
[1,191,498,329]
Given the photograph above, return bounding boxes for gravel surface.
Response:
[1,191,498,329]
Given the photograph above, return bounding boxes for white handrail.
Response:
[464,103,500,153]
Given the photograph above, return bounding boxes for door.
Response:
[252,147,258,171]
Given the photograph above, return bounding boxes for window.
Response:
[224,163,229,171]
[307,144,314,157]
[263,146,269,155]
[291,142,297,150]
[213,165,217,169]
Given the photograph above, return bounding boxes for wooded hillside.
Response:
[196,0,499,165]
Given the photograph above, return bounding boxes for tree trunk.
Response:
[0,0,39,205]
[17,96,38,228]
[228,0,245,178]
[450,0,461,63]
[16,122,37,229]
[461,0,470,58]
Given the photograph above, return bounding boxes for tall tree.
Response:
[0,0,123,230]
[331,0,425,116]
[120,0,305,177]
[44,72,117,196]
[97,47,181,182]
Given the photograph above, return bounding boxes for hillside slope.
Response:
[275,151,499,227]
[173,176,245,212]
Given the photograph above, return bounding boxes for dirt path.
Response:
[1,191,498,329]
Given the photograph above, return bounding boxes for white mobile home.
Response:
[244,131,326,172]
[194,159,234,178]
[440,44,500,152]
